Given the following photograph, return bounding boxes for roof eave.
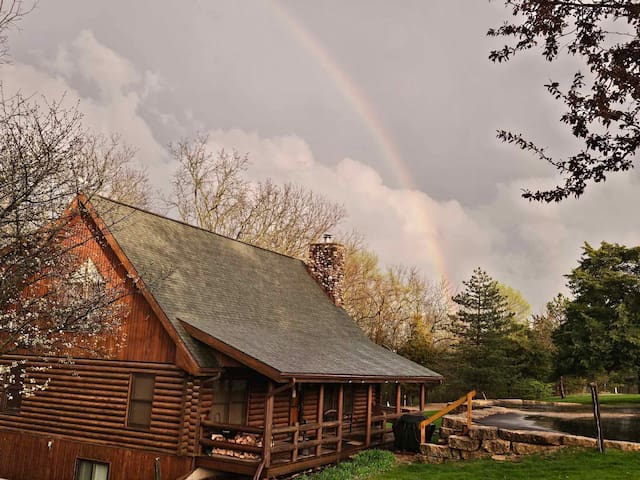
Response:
[278,372,444,384]
[179,319,286,382]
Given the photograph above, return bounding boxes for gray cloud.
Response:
[4,1,637,311]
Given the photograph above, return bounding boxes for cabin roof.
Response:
[89,196,442,382]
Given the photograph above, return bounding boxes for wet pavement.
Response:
[477,412,559,432]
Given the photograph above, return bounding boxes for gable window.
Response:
[75,458,109,480]
[0,365,23,414]
[211,379,248,425]
[127,373,154,429]
[61,259,106,331]
[71,259,105,300]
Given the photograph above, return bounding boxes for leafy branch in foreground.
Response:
[490,1,640,201]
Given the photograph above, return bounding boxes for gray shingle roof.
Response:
[91,196,441,381]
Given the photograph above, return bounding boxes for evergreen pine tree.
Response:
[449,268,518,397]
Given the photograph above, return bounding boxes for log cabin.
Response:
[0,195,442,480]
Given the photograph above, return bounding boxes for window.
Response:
[323,384,338,421]
[210,379,248,424]
[0,365,23,414]
[75,459,109,480]
[380,383,396,408]
[343,384,354,417]
[127,373,154,429]
[71,259,105,299]
[61,259,106,331]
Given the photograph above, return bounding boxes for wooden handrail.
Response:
[419,390,476,444]
[200,421,263,434]
[371,412,402,422]
[200,438,263,454]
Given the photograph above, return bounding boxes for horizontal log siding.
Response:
[0,357,185,453]
[0,430,192,480]
[179,377,202,456]
[247,379,291,429]
[247,383,372,429]
[351,385,369,429]
[301,385,319,424]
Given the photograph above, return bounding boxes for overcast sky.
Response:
[4,0,639,311]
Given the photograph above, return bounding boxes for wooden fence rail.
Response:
[419,390,476,444]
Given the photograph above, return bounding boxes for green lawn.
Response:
[546,393,640,405]
[371,450,640,480]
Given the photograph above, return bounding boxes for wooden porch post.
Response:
[395,383,401,415]
[264,382,274,468]
[289,384,299,425]
[316,384,324,457]
[419,383,426,412]
[337,384,344,453]
[365,384,373,447]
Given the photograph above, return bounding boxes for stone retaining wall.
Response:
[419,408,640,464]
[472,399,583,409]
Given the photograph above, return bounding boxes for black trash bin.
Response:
[392,414,435,452]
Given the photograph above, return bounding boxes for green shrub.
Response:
[297,449,396,480]
[509,379,552,400]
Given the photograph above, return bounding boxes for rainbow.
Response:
[268,1,450,282]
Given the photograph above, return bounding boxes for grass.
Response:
[298,450,396,479]
[371,449,640,480]
[546,393,640,405]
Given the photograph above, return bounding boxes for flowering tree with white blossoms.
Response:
[0,92,148,399]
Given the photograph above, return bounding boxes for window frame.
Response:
[74,458,110,480]
[210,378,249,425]
[126,373,155,430]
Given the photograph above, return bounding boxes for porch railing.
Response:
[199,420,264,460]
[199,409,405,465]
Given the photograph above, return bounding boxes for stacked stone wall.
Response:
[419,409,640,464]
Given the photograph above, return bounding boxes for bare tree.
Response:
[342,246,454,352]
[90,135,152,209]
[168,133,346,258]
[0,0,36,63]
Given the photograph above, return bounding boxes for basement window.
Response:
[127,373,155,429]
[0,365,23,414]
[74,458,109,480]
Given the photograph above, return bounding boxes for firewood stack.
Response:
[210,432,263,459]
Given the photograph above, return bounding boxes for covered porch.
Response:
[195,380,432,479]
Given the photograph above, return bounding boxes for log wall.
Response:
[0,429,192,480]
[179,376,203,455]
[247,378,292,429]
[245,381,372,429]
[0,356,186,454]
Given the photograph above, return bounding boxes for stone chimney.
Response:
[307,235,345,307]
